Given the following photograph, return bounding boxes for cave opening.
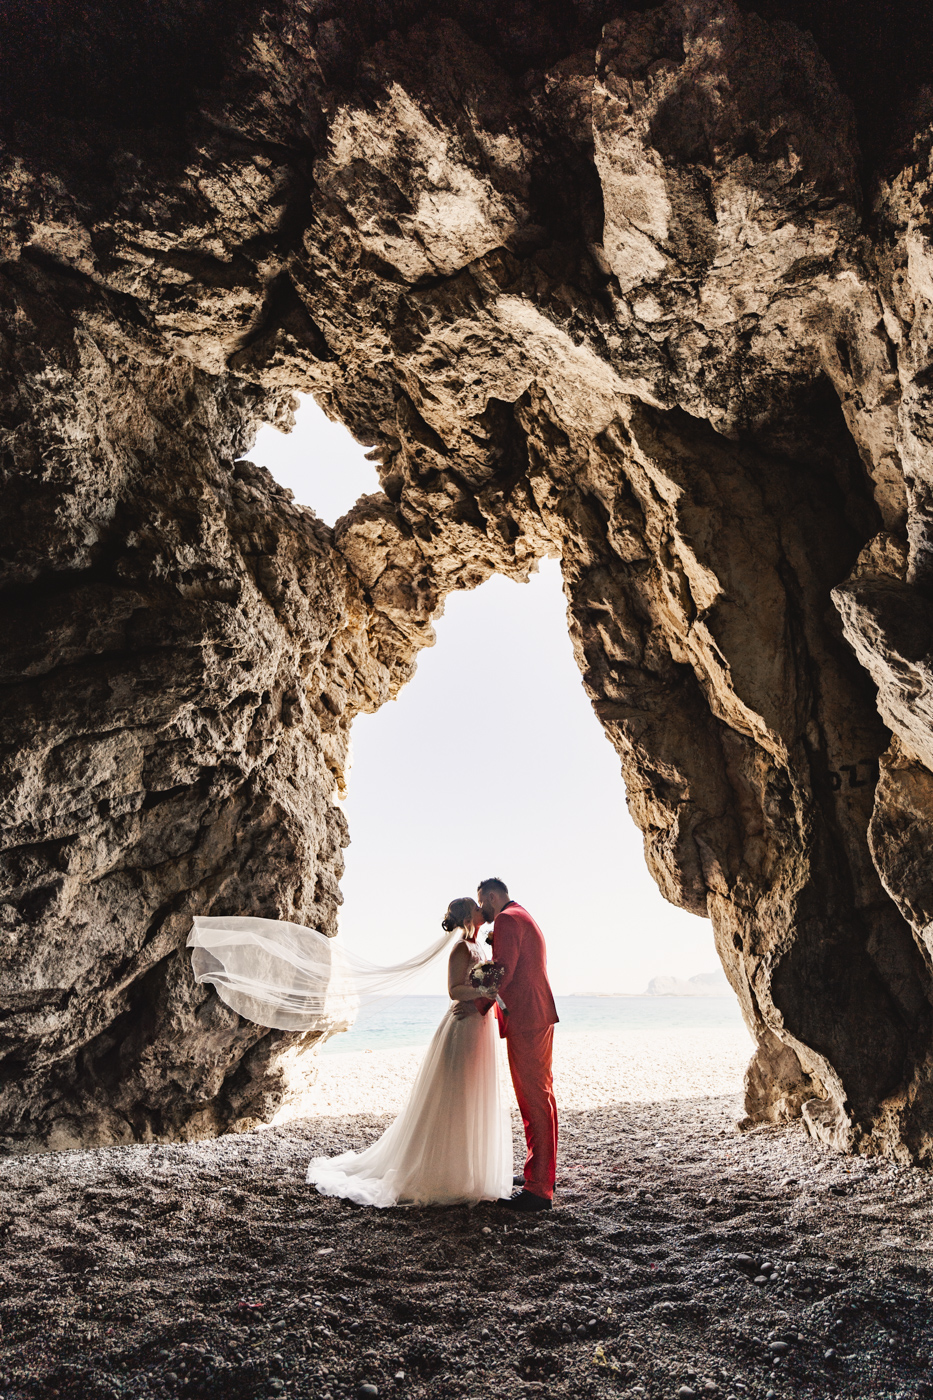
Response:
[249,395,381,529]
[2,0,933,1171]
[249,395,721,1003]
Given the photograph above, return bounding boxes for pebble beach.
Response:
[2,1025,933,1400]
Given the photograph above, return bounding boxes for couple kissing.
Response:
[307,879,559,1211]
[189,878,559,1209]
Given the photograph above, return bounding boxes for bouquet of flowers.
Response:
[469,960,505,994]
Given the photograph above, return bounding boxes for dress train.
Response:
[307,943,512,1207]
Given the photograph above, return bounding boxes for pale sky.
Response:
[250,396,720,994]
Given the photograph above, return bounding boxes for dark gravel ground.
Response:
[1,1093,932,1400]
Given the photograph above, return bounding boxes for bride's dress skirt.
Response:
[307,1003,512,1207]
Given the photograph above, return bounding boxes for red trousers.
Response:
[506,1025,558,1200]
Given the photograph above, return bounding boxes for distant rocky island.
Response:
[645,971,731,997]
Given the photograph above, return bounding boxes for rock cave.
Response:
[3,0,933,1173]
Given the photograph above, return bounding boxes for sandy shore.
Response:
[2,1026,933,1400]
[272,1025,756,1122]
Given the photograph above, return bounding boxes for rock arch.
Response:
[3,0,933,1161]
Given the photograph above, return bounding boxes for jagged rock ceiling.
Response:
[3,0,933,1162]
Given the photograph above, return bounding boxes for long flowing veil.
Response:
[187,916,458,1034]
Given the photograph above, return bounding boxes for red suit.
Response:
[488,902,559,1201]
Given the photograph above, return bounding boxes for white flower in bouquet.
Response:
[469,961,505,994]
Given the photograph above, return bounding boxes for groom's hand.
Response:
[451,1001,480,1020]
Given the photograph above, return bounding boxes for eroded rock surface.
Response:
[3,0,933,1160]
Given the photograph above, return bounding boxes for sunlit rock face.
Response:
[3,0,933,1160]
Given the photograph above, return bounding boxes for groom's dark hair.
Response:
[478,877,509,899]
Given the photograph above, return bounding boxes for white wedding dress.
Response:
[307,940,513,1207]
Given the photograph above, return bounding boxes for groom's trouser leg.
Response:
[506,1026,558,1200]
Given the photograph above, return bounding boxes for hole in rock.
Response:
[251,393,379,524]
[337,559,724,999]
[252,404,746,1074]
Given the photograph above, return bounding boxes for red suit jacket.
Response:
[487,902,558,1038]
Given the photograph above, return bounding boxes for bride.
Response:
[188,897,512,1207]
[307,897,512,1207]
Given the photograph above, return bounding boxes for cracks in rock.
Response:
[228,270,334,374]
[5,0,933,1163]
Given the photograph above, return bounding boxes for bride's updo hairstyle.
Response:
[441,897,475,934]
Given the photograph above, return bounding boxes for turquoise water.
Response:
[318,994,743,1055]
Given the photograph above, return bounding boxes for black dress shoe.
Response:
[496,1190,552,1212]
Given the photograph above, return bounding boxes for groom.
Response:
[455,878,558,1211]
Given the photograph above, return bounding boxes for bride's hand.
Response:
[452,1001,480,1020]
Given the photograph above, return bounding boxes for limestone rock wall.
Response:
[0,274,430,1149]
[0,164,437,1148]
[3,0,933,1161]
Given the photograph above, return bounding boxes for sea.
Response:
[318,994,744,1055]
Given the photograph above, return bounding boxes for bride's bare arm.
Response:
[448,943,485,1002]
